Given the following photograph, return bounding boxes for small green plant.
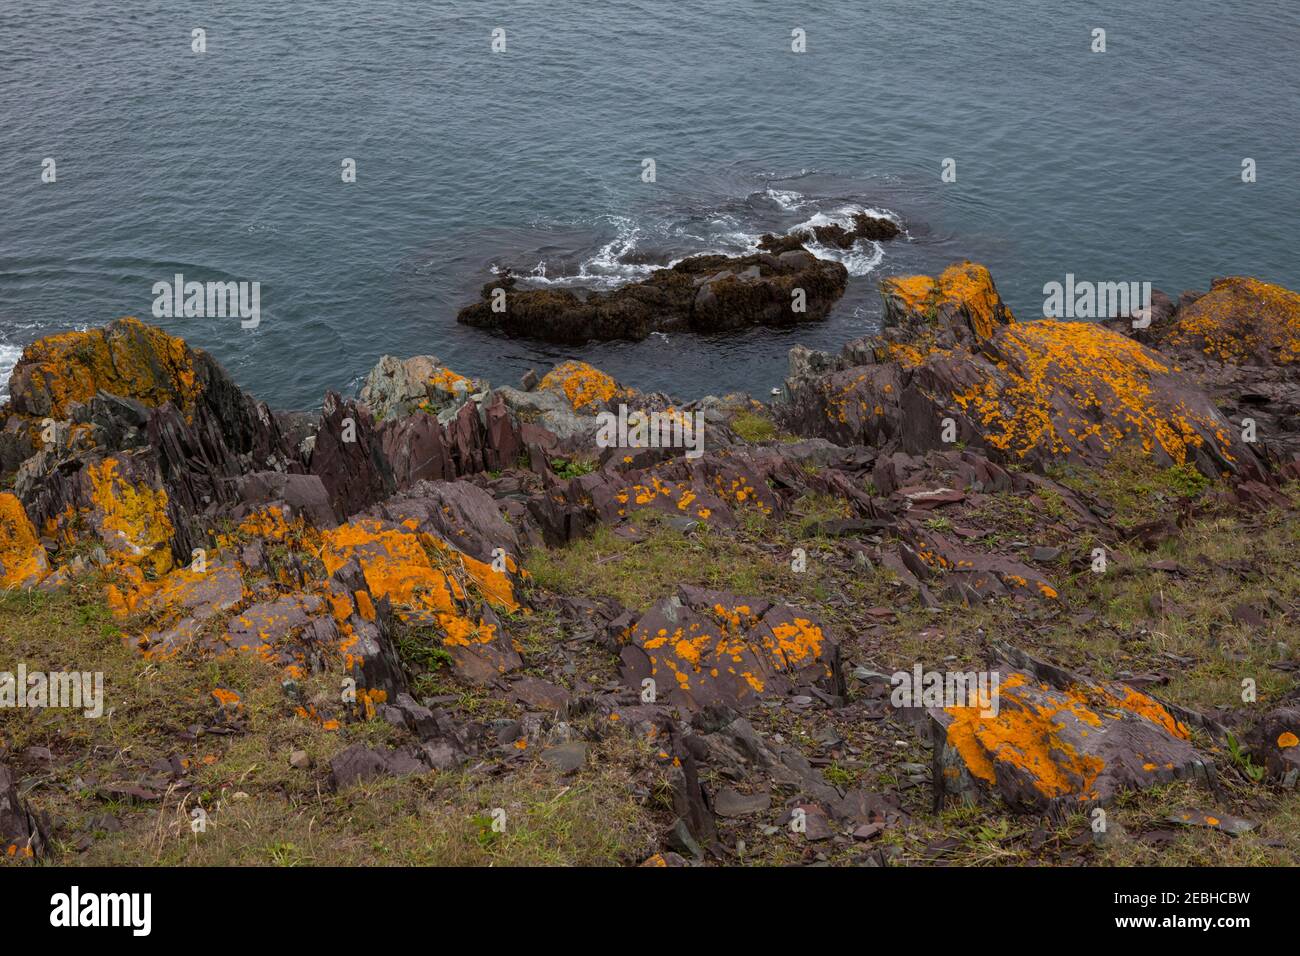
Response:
[823,762,856,788]
[731,410,777,443]
[267,841,303,866]
[1226,732,1266,782]
[551,456,598,479]
[1159,462,1210,499]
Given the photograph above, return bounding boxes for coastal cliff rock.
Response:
[1163,276,1300,366]
[1107,276,1300,473]
[359,354,487,422]
[4,263,1300,864]
[780,261,1265,482]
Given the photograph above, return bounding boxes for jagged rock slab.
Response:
[617,586,844,711]
[931,645,1216,813]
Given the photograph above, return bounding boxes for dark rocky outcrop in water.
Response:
[3,261,1300,864]
[454,217,901,344]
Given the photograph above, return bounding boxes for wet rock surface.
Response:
[454,227,886,343]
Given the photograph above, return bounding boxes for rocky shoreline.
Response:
[3,256,1300,866]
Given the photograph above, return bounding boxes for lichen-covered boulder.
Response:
[0,492,49,589]
[12,452,176,610]
[7,316,201,420]
[617,585,844,711]
[5,317,292,466]
[781,264,1264,481]
[1245,705,1300,787]
[359,354,485,422]
[537,361,632,413]
[1165,276,1300,366]
[931,646,1215,812]
[880,260,1014,345]
[943,321,1252,475]
[319,515,523,682]
[363,479,520,570]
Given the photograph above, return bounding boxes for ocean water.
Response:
[2,1,1297,410]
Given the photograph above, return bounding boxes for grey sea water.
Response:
[2,0,1297,409]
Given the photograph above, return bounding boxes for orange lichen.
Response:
[211,687,242,709]
[885,262,1013,339]
[0,493,49,589]
[538,360,628,411]
[944,673,1194,802]
[13,317,201,419]
[632,603,832,699]
[1278,731,1299,749]
[86,458,175,577]
[1090,684,1190,741]
[764,618,826,671]
[319,518,514,649]
[951,321,1228,464]
[1169,276,1300,365]
[944,673,1105,799]
[428,366,469,393]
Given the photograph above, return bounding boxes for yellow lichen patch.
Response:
[427,535,520,612]
[944,674,1105,799]
[951,321,1227,464]
[228,506,294,543]
[0,493,49,589]
[1169,277,1300,365]
[211,687,242,710]
[885,262,1013,339]
[887,274,939,315]
[764,618,826,671]
[428,366,469,394]
[318,519,509,646]
[882,340,952,370]
[712,475,772,516]
[613,474,719,522]
[1089,684,1190,741]
[14,317,201,419]
[86,458,174,577]
[538,360,629,411]
[935,262,1013,338]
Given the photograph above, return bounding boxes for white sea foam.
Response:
[805,238,885,276]
[786,204,899,276]
[505,202,899,289]
[0,342,23,402]
[791,204,903,234]
[765,188,808,211]
[509,216,673,289]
